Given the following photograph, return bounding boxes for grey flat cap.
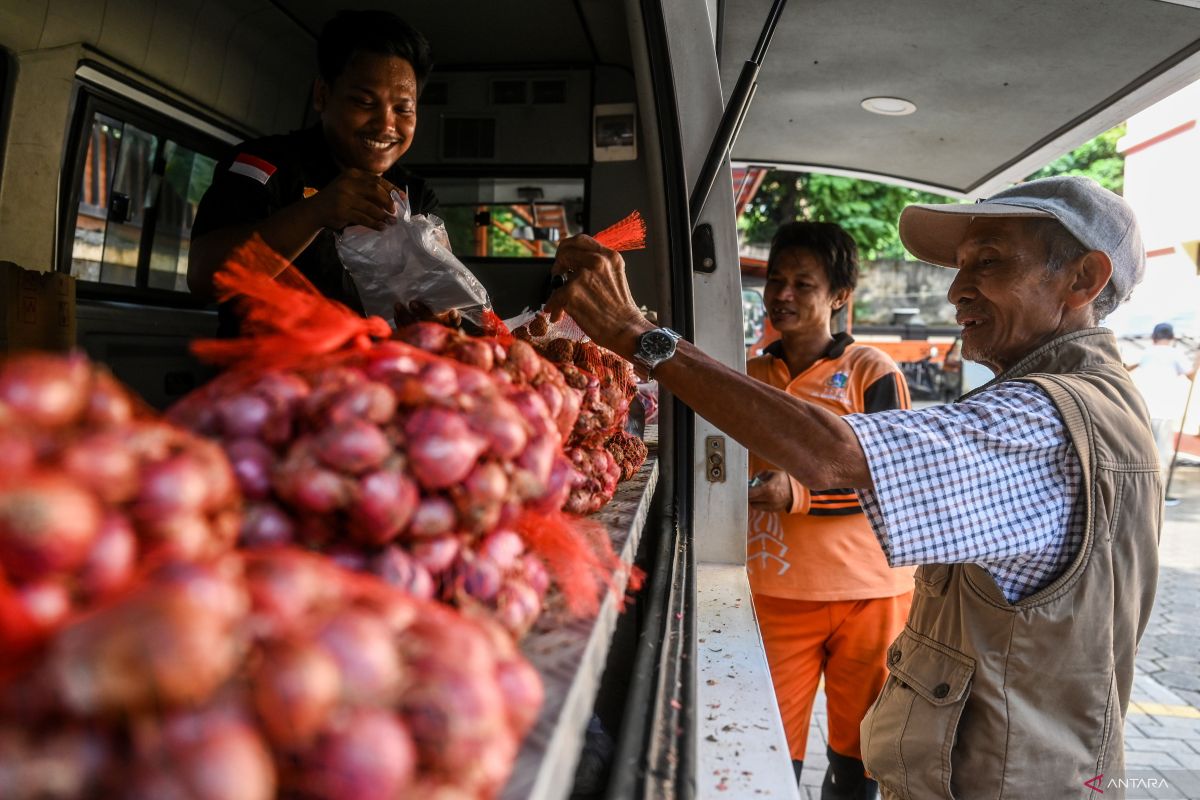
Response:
[899,175,1146,300]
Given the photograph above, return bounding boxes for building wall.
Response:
[1114,78,1200,338]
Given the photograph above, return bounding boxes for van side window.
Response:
[62,87,224,300]
[428,176,586,259]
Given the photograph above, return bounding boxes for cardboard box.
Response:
[0,261,76,353]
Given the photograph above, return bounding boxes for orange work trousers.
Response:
[752,591,913,762]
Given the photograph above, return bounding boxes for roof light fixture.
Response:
[861,96,917,116]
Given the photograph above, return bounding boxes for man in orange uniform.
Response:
[746,222,913,799]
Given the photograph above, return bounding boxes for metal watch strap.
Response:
[634,326,682,376]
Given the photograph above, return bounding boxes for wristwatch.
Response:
[632,327,683,375]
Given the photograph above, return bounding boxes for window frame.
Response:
[58,71,239,308]
[416,163,592,264]
[0,48,12,185]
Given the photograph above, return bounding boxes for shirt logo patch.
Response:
[815,370,849,401]
[229,153,278,185]
[302,187,318,198]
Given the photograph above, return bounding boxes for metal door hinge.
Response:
[705,435,726,482]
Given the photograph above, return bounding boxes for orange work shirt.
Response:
[747,334,916,601]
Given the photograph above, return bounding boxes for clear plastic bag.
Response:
[337,191,492,327]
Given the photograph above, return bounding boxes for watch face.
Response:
[641,330,676,359]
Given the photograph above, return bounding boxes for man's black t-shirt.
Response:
[191,125,438,332]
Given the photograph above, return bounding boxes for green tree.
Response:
[737,172,951,260]
[737,125,1126,260]
[1026,124,1125,194]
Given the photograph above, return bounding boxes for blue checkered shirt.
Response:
[844,381,1083,603]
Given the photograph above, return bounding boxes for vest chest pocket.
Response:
[913,563,950,596]
[860,628,975,800]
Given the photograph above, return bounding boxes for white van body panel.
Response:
[659,0,751,568]
[696,564,800,800]
[655,2,792,793]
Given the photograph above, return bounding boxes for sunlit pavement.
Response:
[798,461,1200,800]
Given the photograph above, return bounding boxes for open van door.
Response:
[644,1,1200,797]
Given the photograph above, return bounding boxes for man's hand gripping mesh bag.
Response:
[336,190,491,328]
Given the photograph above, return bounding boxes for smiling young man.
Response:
[187,10,435,327]
[547,176,1161,799]
[745,222,913,800]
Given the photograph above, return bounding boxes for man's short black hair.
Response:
[318,10,434,88]
[766,221,859,294]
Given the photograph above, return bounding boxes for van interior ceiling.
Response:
[720,0,1200,196]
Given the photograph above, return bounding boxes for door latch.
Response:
[705,435,726,482]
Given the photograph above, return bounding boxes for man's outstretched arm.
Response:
[546,235,872,491]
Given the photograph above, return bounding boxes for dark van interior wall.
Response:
[589,64,660,316]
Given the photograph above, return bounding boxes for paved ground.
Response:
[797,460,1200,799]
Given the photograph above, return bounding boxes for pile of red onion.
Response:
[168,323,614,636]
[509,313,649,514]
[0,353,240,656]
[0,220,652,797]
[0,548,540,799]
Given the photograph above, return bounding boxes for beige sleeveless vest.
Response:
[860,328,1161,800]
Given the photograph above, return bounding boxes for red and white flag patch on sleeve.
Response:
[229,153,277,184]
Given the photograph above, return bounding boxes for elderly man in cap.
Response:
[548,175,1160,800]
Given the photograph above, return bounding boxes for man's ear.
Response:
[831,286,852,313]
[1065,250,1113,311]
[312,78,329,114]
